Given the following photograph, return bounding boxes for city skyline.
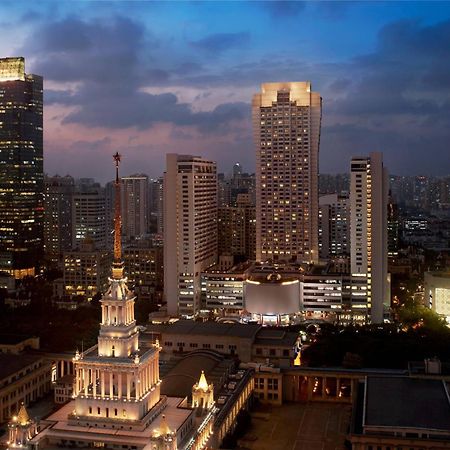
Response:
[1,1,450,181]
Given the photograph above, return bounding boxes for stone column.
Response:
[109,372,114,398]
[118,372,122,398]
[126,372,131,400]
[101,371,105,397]
[93,369,97,397]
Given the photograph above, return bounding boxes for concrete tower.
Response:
[253,82,321,263]
[350,152,389,323]
[163,154,217,317]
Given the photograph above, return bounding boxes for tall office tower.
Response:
[72,182,107,250]
[44,175,74,265]
[318,194,350,259]
[164,154,217,317]
[121,174,149,242]
[0,57,43,278]
[253,82,322,263]
[149,177,164,234]
[350,152,389,323]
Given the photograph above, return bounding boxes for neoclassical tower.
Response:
[71,153,161,424]
[7,403,38,449]
[192,371,214,411]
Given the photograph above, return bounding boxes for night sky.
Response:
[2,1,450,182]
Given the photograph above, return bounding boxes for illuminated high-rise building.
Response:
[72,182,107,250]
[350,152,389,323]
[44,175,74,264]
[121,174,149,242]
[164,154,217,317]
[0,57,43,278]
[253,82,321,263]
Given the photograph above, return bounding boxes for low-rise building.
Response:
[350,376,450,449]
[424,271,450,320]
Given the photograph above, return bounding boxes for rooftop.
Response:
[145,320,261,340]
[253,328,299,347]
[364,377,450,432]
[0,352,45,380]
[160,350,234,399]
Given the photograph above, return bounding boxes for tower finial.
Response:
[112,152,123,279]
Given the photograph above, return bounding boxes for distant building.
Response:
[424,271,450,321]
[350,152,389,323]
[72,183,107,250]
[123,238,163,302]
[149,177,164,234]
[44,175,74,264]
[253,82,321,263]
[121,174,149,242]
[164,154,218,317]
[319,194,350,260]
[218,194,256,261]
[0,57,43,278]
[63,238,112,301]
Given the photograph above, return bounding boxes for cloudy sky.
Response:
[2,1,450,182]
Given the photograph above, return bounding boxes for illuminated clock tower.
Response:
[71,153,161,423]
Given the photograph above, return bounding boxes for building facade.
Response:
[121,174,149,242]
[350,152,389,323]
[318,194,350,260]
[72,184,107,250]
[253,82,321,264]
[44,175,74,265]
[164,154,218,317]
[0,57,43,278]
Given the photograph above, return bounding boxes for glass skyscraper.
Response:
[0,57,43,277]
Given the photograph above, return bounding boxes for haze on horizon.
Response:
[2,1,450,182]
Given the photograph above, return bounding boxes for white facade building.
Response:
[253,82,321,264]
[164,154,218,317]
[350,152,389,323]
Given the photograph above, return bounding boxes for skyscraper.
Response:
[72,182,107,250]
[0,57,43,277]
[44,175,74,265]
[164,154,217,317]
[121,174,149,242]
[350,152,389,323]
[253,82,321,263]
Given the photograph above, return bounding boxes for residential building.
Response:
[350,152,389,323]
[72,183,107,250]
[121,174,149,242]
[63,238,112,301]
[0,57,43,278]
[318,194,350,260]
[164,154,217,317]
[43,175,74,264]
[253,82,321,263]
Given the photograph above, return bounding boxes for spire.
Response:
[17,403,30,425]
[112,152,124,279]
[159,414,171,435]
[197,370,209,392]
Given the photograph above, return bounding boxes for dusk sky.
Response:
[2,1,450,182]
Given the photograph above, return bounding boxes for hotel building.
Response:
[350,152,389,323]
[253,82,321,264]
[164,154,217,317]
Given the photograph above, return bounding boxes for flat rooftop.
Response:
[365,377,450,432]
[253,328,299,347]
[0,352,44,380]
[36,397,191,444]
[145,320,261,340]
